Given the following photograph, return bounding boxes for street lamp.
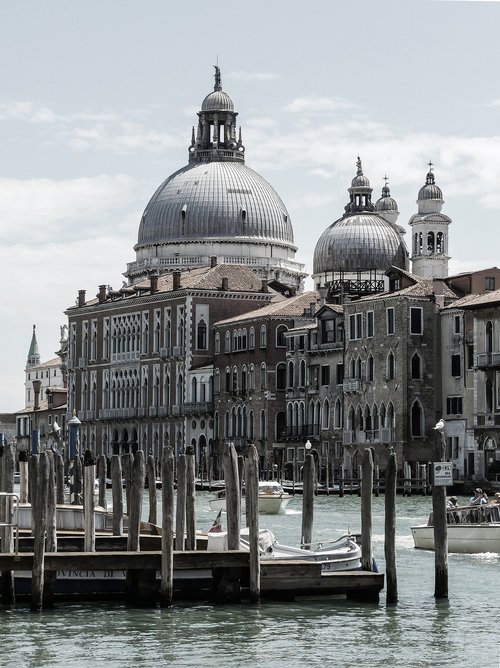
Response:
[305,439,312,451]
[67,412,81,461]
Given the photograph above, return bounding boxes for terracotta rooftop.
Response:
[215,291,320,326]
[445,288,500,309]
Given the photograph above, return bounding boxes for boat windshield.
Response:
[428,503,500,526]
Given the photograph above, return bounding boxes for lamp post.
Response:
[67,412,81,461]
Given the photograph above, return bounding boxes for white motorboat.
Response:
[208,527,363,572]
[209,481,291,514]
[411,503,500,553]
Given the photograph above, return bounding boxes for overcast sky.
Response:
[1,0,500,413]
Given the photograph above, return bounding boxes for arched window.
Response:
[248,410,254,440]
[427,231,435,253]
[300,360,306,386]
[276,411,286,440]
[367,355,374,382]
[260,410,267,439]
[411,352,422,380]
[249,326,255,349]
[436,232,444,254]
[486,321,493,354]
[486,378,494,413]
[411,400,424,437]
[241,365,247,393]
[364,405,372,431]
[214,332,220,355]
[249,364,255,390]
[224,331,231,353]
[334,399,342,429]
[288,361,295,387]
[260,325,267,348]
[276,324,287,347]
[260,363,267,389]
[191,377,197,403]
[232,330,238,351]
[322,400,330,430]
[232,366,238,393]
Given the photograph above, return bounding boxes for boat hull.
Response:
[411,523,500,553]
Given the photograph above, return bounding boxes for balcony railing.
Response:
[476,352,500,368]
[343,379,363,393]
[180,402,214,416]
[285,424,320,438]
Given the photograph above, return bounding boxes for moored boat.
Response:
[411,503,500,553]
[209,481,291,514]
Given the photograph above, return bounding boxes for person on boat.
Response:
[469,488,487,505]
[493,492,500,504]
[447,496,458,509]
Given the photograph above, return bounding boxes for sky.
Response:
[1,0,500,413]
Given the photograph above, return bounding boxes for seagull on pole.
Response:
[433,419,445,431]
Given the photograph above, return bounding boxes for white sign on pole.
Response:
[433,462,453,486]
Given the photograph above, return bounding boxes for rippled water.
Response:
[1,493,499,667]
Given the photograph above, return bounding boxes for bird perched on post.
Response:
[433,419,445,431]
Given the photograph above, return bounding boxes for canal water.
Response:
[1,492,499,667]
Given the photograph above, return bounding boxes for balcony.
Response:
[111,351,141,364]
[343,379,363,393]
[476,352,500,368]
[285,424,320,439]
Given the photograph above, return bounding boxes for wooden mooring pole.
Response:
[385,451,398,604]
[160,446,175,607]
[111,454,123,536]
[361,448,373,572]
[244,444,260,603]
[433,431,448,599]
[83,450,96,553]
[1,444,15,604]
[185,445,196,551]
[175,455,187,551]
[146,454,157,526]
[31,452,49,611]
[97,454,107,510]
[19,449,29,504]
[301,451,315,549]
[44,450,57,608]
[223,444,240,551]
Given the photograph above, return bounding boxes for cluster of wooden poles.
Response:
[0,436,452,609]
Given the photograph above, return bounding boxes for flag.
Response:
[209,510,223,533]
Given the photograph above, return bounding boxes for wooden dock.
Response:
[0,549,384,603]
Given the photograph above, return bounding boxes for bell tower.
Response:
[409,164,451,279]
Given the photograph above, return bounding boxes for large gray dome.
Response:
[313,213,408,274]
[137,160,295,247]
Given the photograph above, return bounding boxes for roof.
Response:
[446,288,500,310]
[214,291,320,326]
[28,356,61,369]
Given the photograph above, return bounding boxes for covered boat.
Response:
[209,481,291,514]
[411,503,500,553]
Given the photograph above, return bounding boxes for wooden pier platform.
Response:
[0,550,383,603]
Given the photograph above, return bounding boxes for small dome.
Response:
[351,173,370,188]
[201,90,234,112]
[418,170,442,201]
[375,195,398,212]
[313,213,408,274]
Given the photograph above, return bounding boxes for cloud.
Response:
[285,96,357,114]
[0,101,59,123]
[229,71,279,82]
[0,175,144,245]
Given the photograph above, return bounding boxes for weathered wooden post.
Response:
[385,450,398,604]
[223,444,240,551]
[32,452,49,611]
[55,451,65,504]
[185,445,196,551]
[357,464,362,497]
[374,464,380,497]
[146,454,157,526]
[83,450,96,553]
[175,455,187,551]
[339,463,345,498]
[301,450,315,549]
[127,450,145,552]
[111,454,123,536]
[433,430,448,599]
[43,450,57,607]
[160,446,175,607]
[97,454,107,509]
[19,449,29,504]
[122,452,134,515]
[361,448,373,571]
[244,444,260,603]
[73,455,83,505]
[1,444,15,604]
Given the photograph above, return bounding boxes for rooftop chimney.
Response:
[78,289,86,307]
[150,273,158,294]
[173,271,181,291]
[261,279,268,293]
[433,279,445,308]
[221,277,229,291]
[98,285,107,304]
[210,256,218,268]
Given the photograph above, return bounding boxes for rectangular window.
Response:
[454,315,461,335]
[321,365,330,386]
[410,307,423,335]
[446,396,463,414]
[367,311,374,338]
[387,307,395,335]
[287,448,295,463]
[485,276,496,291]
[321,319,336,343]
[451,354,461,377]
[336,363,344,385]
[446,436,459,459]
[349,313,362,340]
